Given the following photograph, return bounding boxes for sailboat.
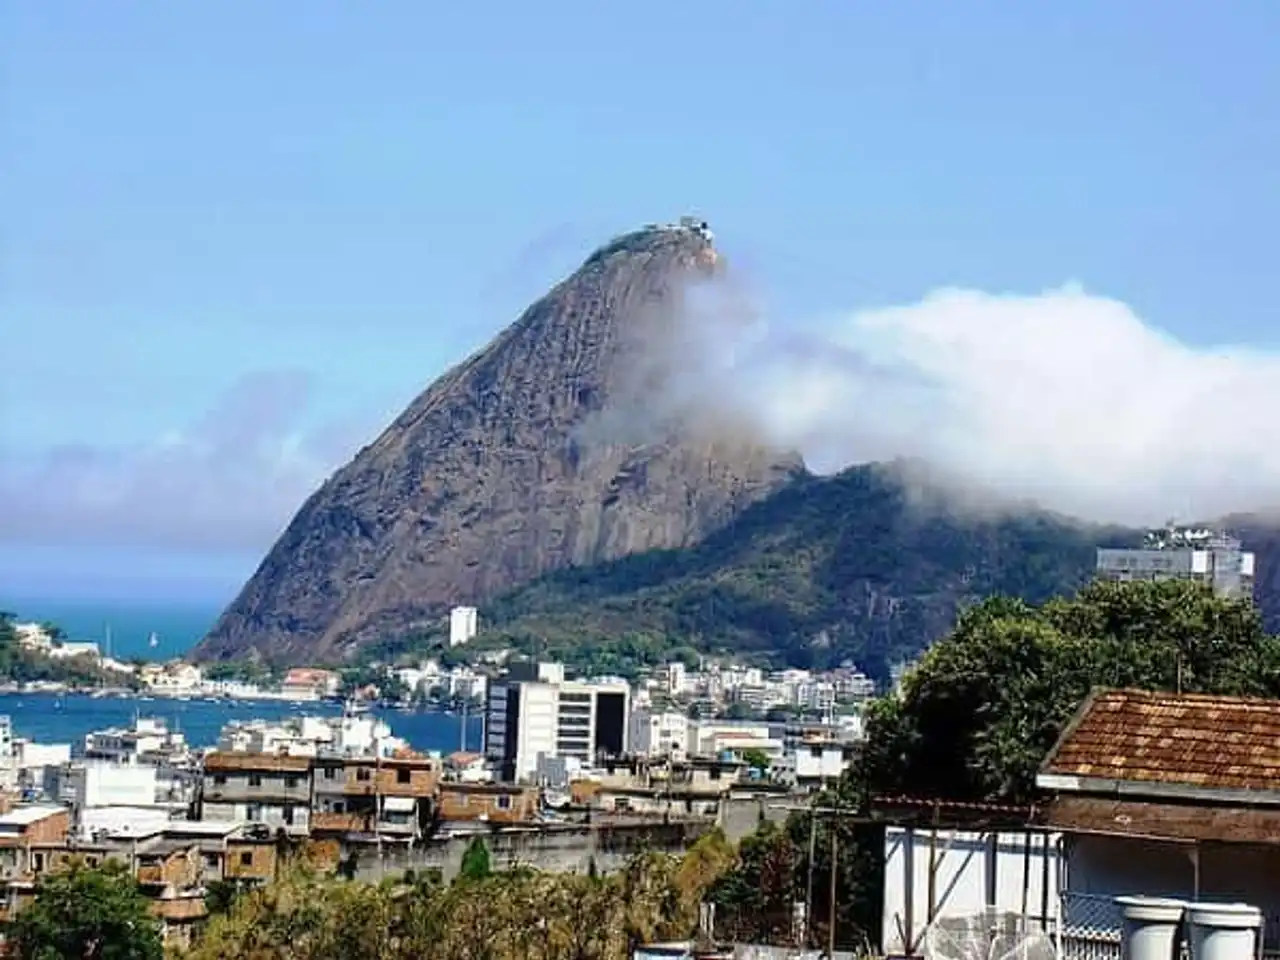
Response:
[148,632,160,653]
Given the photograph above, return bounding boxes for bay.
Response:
[0,692,482,754]
[3,598,218,660]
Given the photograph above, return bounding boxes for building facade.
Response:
[1095,526,1255,599]
[484,663,630,781]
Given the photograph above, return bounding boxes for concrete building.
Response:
[199,753,313,835]
[448,606,479,647]
[50,761,159,809]
[629,709,690,761]
[484,662,630,781]
[1096,525,1255,599]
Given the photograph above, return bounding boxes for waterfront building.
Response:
[448,606,479,647]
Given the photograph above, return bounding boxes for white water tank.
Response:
[1186,903,1263,960]
[1117,896,1187,960]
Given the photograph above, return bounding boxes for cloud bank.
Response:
[693,283,1279,526]
[5,284,1278,560]
[0,371,373,553]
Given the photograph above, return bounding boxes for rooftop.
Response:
[0,804,67,828]
[1039,688,1280,801]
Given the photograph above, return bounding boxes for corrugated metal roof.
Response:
[1042,688,1280,792]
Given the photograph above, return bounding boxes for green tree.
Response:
[863,578,1280,802]
[457,836,492,882]
[741,748,771,772]
[8,860,164,960]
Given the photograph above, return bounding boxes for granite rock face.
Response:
[193,221,802,664]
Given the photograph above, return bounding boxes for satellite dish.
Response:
[925,910,1057,960]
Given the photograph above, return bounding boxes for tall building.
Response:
[483,662,630,782]
[449,606,479,647]
[1096,526,1255,600]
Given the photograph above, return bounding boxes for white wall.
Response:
[515,683,558,781]
[882,827,1061,955]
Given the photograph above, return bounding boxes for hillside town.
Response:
[0,527,1272,958]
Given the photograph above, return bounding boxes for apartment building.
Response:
[199,753,313,835]
[1096,525,1255,599]
[484,662,630,781]
[310,753,440,842]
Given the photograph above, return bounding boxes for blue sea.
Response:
[0,692,482,753]
[4,598,220,659]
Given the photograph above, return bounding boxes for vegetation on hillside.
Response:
[0,611,116,687]
[450,464,1134,680]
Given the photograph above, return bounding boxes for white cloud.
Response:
[720,284,1279,525]
[0,371,374,552]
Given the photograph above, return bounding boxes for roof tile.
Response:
[1043,689,1280,793]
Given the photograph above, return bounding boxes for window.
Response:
[239,852,253,867]
[356,768,371,782]
[284,776,299,789]
[396,768,411,784]
[31,853,44,872]
[283,806,294,825]
[323,767,336,780]
[496,794,511,810]
[213,774,227,786]
[248,774,262,787]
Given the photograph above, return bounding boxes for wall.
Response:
[1063,836,1280,946]
[881,827,1062,955]
[348,820,711,884]
[719,796,789,844]
[224,840,277,881]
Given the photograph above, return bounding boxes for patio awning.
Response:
[382,796,416,813]
[1043,795,1280,845]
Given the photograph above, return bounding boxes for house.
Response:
[1036,688,1280,959]
[437,783,540,824]
[280,668,341,701]
[199,752,312,834]
[310,753,440,843]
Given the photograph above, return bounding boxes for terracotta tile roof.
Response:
[1042,688,1280,794]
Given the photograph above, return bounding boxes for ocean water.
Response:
[0,692,483,753]
[3,599,220,659]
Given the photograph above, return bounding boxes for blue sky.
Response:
[4,1,1280,606]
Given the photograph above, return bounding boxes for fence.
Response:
[1058,892,1122,960]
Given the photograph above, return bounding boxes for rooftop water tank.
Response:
[1186,903,1263,960]
[1117,896,1186,960]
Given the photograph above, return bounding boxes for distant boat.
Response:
[148,632,160,650]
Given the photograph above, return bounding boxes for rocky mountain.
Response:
[194,220,803,665]
[472,462,1139,681]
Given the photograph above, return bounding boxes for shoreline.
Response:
[0,684,463,715]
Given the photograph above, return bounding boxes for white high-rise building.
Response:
[1096,526,1255,600]
[484,662,630,782]
[449,606,479,647]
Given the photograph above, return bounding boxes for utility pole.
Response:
[805,813,817,947]
[828,828,838,958]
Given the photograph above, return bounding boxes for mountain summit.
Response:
[193,220,803,664]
